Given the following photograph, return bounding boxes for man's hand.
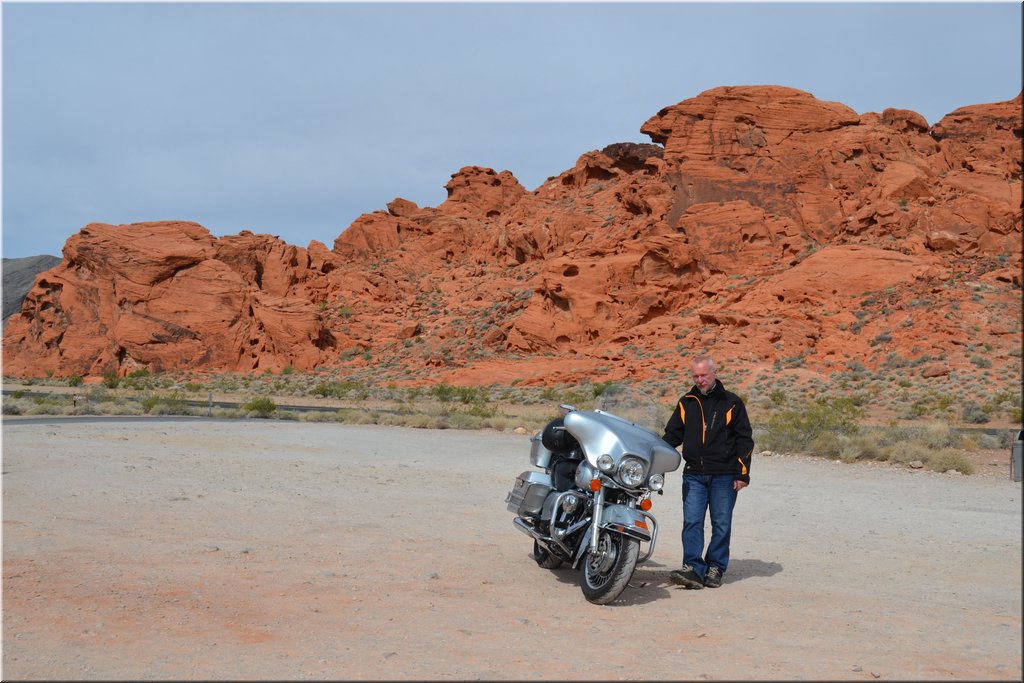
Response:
[734,480,748,492]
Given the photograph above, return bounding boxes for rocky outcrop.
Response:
[3,255,62,326]
[4,86,1021,386]
[3,222,334,375]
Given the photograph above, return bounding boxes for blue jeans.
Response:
[681,473,739,580]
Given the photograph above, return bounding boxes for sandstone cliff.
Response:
[3,255,62,326]
[3,86,1021,387]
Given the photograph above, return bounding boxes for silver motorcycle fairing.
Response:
[562,409,681,476]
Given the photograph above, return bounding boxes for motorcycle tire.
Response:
[580,531,640,605]
[533,540,563,569]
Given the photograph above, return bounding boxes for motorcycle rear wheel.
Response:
[533,540,563,569]
[580,531,640,604]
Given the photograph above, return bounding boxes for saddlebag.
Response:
[505,471,554,518]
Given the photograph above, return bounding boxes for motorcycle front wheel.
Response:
[580,531,640,604]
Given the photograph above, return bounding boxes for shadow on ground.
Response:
[522,554,784,606]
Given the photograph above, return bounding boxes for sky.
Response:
[2,1,1022,259]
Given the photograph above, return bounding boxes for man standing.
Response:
[662,355,754,589]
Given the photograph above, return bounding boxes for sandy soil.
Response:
[2,417,1021,681]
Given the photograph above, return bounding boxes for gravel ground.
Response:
[2,417,1021,680]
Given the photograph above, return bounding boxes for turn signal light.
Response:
[639,499,652,511]
[589,479,602,492]
[634,520,649,531]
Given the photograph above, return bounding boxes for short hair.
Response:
[692,355,716,372]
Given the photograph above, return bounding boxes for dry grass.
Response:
[4,370,1020,477]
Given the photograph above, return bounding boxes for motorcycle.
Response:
[505,390,681,604]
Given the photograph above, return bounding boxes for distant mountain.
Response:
[3,255,62,327]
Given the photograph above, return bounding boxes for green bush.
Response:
[430,383,458,402]
[243,397,277,417]
[809,432,844,457]
[762,397,864,453]
[68,375,84,387]
[884,442,932,465]
[312,380,369,400]
[838,434,883,462]
[927,449,975,475]
[141,392,189,415]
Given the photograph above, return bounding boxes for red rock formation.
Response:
[4,86,1021,388]
[3,222,334,376]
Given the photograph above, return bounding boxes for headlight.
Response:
[648,474,665,491]
[596,454,615,472]
[618,457,646,487]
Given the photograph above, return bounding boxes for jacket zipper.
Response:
[684,392,707,472]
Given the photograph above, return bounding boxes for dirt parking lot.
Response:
[2,417,1021,680]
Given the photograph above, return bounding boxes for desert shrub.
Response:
[961,401,989,424]
[312,381,369,400]
[140,392,189,415]
[101,372,120,389]
[884,442,932,465]
[480,416,513,431]
[918,422,956,449]
[345,410,378,425]
[839,434,883,462]
[927,449,975,475]
[68,375,84,387]
[974,433,1003,450]
[430,383,458,402]
[405,414,443,429]
[761,397,864,453]
[81,387,104,402]
[300,411,340,423]
[97,399,143,416]
[809,432,844,457]
[874,422,958,451]
[242,397,277,417]
[457,385,490,404]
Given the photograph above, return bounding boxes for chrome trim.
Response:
[637,511,658,563]
[548,490,582,538]
[589,486,605,554]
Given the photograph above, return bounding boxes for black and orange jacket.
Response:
[661,380,754,483]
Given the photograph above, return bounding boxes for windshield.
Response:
[593,383,667,435]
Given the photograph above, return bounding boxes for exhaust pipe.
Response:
[514,516,581,559]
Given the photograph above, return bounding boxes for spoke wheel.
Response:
[580,531,640,604]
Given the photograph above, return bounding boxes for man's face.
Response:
[691,361,716,393]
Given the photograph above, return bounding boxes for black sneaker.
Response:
[669,565,704,590]
[704,566,723,588]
